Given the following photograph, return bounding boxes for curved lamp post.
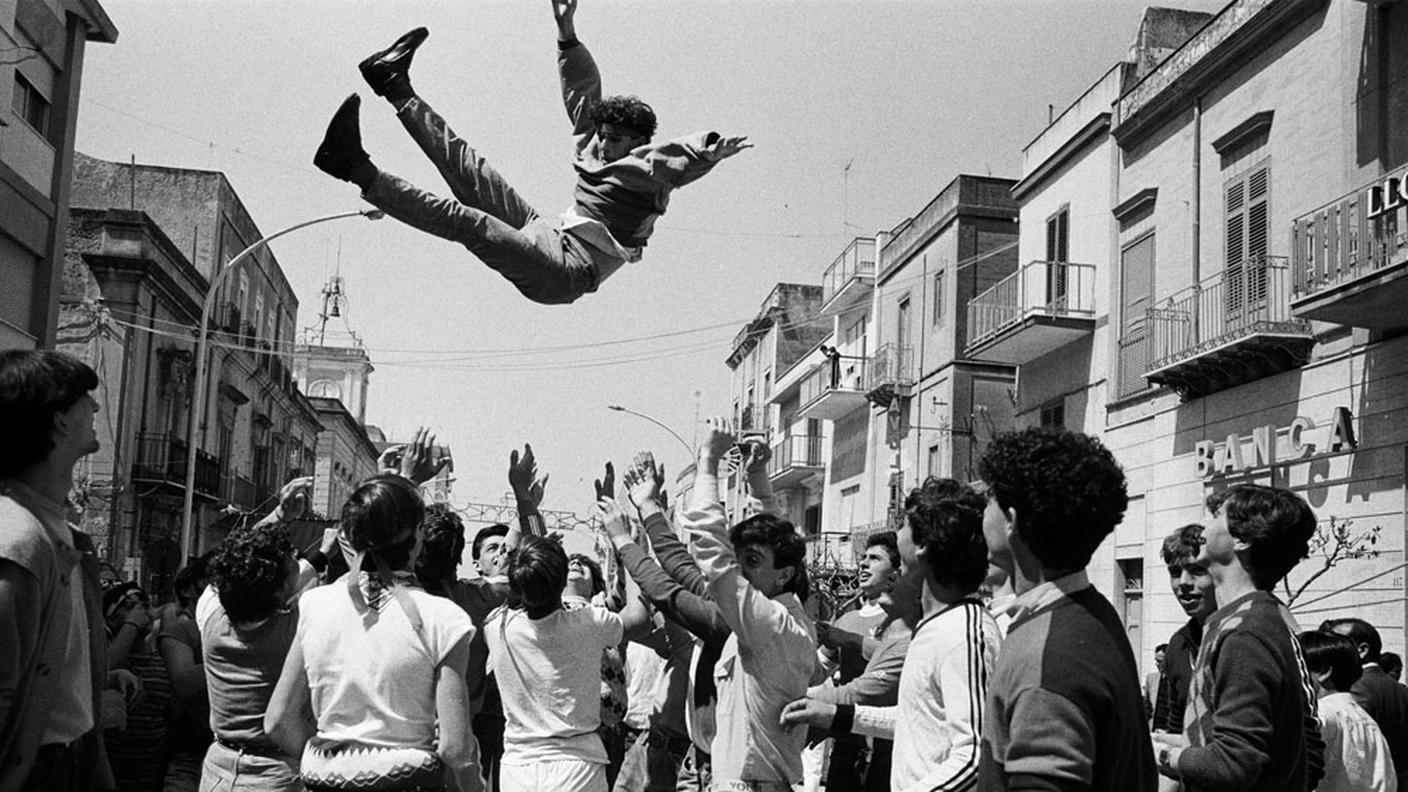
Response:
[180,209,383,559]
[606,404,693,458]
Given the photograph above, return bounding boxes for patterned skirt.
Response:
[299,738,446,792]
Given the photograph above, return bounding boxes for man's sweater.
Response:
[1153,617,1202,733]
[978,573,1156,792]
[1179,590,1325,792]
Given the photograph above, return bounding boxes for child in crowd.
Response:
[484,534,623,792]
[1299,630,1397,792]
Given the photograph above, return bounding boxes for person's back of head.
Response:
[729,512,809,600]
[1380,651,1402,681]
[507,534,568,616]
[341,474,425,571]
[978,427,1128,573]
[415,503,465,586]
[1300,630,1364,694]
[1318,616,1382,664]
[173,555,211,610]
[0,349,100,479]
[903,477,988,596]
[1205,485,1316,590]
[209,524,297,623]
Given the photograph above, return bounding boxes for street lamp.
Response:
[180,208,383,558]
[606,404,693,458]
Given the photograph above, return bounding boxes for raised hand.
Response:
[376,444,405,477]
[701,416,735,462]
[274,476,314,522]
[399,426,450,485]
[625,451,664,511]
[508,444,548,508]
[741,437,772,476]
[550,0,577,39]
[594,461,616,501]
[597,497,632,545]
[705,135,754,162]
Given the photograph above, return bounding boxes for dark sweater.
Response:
[1351,664,1408,788]
[1179,590,1325,792]
[979,581,1156,792]
[1153,617,1202,733]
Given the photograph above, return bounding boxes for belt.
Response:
[645,729,693,756]
[216,737,286,759]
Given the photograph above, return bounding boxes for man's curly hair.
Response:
[592,95,656,140]
[415,503,465,586]
[978,427,1128,571]
[904,477,988,592]
[208,524,294,623]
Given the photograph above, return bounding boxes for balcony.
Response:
[223,474,258,509]
[966,261,1098,364]
[131,432,221,497]
[769,433,824,489]
[821,238,876,314]
[1290,165,1408,330]
[866,343,914,405]
[1144,255,1313,400]
[798,355,871,420]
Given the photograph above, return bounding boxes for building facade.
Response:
[968,0,1408,668]
[59,154,327,592]
[1,0,115,348]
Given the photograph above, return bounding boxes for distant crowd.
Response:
[4,348,1407,792]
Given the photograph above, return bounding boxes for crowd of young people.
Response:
[4,348,1404,792]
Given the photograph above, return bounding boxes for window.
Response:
[1039,400,1065,429]
[927,444,941,477]
[1117,233,1155,398]
[1118,558,1144,653]
[896,297,910,354]
[1046,206,1070,304]
[11,74,50,137]
[1225,161,1271,317]
[932,269,946,326]
[803,505,821,537]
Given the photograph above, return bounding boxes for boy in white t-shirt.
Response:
[486,534,624,792]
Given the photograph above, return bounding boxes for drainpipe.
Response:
[1192,98,1202,286]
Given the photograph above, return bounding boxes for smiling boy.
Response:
[1153,524,1216,734]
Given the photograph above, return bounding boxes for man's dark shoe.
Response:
[359,27,429,101]
[314,94,370,184]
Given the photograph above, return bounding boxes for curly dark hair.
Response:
[415,503,465,586]
[730,513,809,600]
[864,531,900,570]
[904,477,988,593]
[1160,524,1205,568]
[591,95,657,140]
[508,534,568,612]
[1206,484,1316,589]
[341,474,424,571]
[978,428,1128,571]
[0,350,99,478]
[208,524,294,623]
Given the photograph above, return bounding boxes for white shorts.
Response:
[499,758,607,792]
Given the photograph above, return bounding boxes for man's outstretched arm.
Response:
[554,0,601,145]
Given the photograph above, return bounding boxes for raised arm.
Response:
[684,419,800,646]
[626,452,709,596]
[554,0,600,146]
[507,444,549,546]
[740,440,777,516]
[600,496,728,644]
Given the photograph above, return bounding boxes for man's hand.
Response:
[597,497,633,546]
[319,526,341,557]
[551,0,577,41]
[700,417,735,464]
[273,476,313,522]
[509,444,549,508]
[705,136,753,162]
[399,426,450,485]
[740,438,771,477]
[594,461,616,501]
[780,697,837,731]
[815,621,862,652]
[625,452,664,512]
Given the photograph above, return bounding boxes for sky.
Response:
[74,0,1228,515]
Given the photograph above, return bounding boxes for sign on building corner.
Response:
[1194,407,1357,479]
